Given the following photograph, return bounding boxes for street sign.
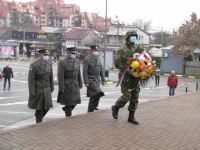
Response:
[0,43,20,46]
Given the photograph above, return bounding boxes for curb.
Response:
[162,73,199,79]
[1,91,198,135]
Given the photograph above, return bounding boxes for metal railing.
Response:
[186,83,199,93]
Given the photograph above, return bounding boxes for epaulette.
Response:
[76,58,79,60]
[61,58,65,60]
[32,61,37,64]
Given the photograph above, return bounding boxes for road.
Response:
[0,61,199,131]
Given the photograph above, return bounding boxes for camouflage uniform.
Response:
[114,30,140,112]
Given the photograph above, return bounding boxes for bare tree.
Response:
[171,12,200,58]
[11,10,33,31]
[132,19,151,32]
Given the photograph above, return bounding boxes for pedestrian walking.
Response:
[155,67,160,87]
[57,47,82,117]
[83,45,106,112]
[167,71,178,96]
[56,50,60,61]
[27,50,31,61]
[112,30,141,124]
[28,49,54,123]
[53,51,57,62]
[3,64,13,90]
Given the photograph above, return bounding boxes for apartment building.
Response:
[0,0,113,31]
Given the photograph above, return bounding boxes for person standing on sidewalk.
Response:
[83,45,106,113]
[57,47,83,117]
[111,30,140,124]
[167,71,178,96]
[28,49,54,123]
[3,64,13,90]
[155,67,160,87]
[53,51,57,63]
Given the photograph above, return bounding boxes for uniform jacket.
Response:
[3,67,13,78]
[114,42,139,87]
[83,54,106,97]
[167,74,178,87]
[28,59,54,110]
[57,57,82,105]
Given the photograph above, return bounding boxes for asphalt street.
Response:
[0,61,199,131]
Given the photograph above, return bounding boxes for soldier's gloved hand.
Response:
[60,90,64,92]
[85,84,89,87]
[102,82,106,86]
[51,90,54,93]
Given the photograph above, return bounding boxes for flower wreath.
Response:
[116,48,156,91]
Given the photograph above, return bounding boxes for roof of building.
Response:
[0,28,12,39]
[62,28,94,40]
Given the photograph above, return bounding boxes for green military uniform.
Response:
[112,30,140,124]
[28,49,54,123]
[57,47,82,117]
[83,45,106,112]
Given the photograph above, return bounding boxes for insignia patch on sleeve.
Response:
[30,66,33,70]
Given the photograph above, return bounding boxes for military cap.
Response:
[37,49,49,54]
[125,30,138,40]
[90,45,99,50]
[67,47,77,54]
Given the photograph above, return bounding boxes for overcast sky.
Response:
[12,0,200,32]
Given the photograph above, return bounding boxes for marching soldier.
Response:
[112,30,140,124]
[83,45,106,113]
[57,47,82,117]
[28,49,54,123]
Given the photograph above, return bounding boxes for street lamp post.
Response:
[103,0,107,70]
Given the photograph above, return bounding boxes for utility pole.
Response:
[23,28,25,59]
[161,26,163,47]
[103,0,107,70]
[117,22,119,47]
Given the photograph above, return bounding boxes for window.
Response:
[66,13,67,16]
[65,9,67,12]
[36,21,38,23]
[71,22,73,25]
[36,16,38,19]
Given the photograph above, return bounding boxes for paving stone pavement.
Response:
[0,91,200,150]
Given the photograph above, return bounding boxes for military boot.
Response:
[128,111,139,124]
[112,105,119,119]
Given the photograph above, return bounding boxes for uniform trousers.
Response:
[35,109,49,123]
[64,105,76,117]
[115,83,140,112]
[87,92,102,112]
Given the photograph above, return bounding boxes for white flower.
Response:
[133,53,139,59]
[140,56,145,61]
[147,62,151,66]
[152,60,156,64]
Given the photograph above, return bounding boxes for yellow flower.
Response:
[131,61,140,69]
[149,70,153,74]
[139,71,147,77]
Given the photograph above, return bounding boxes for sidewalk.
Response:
[0,91,200,149]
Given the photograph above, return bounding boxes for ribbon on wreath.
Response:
[115,49,152,88]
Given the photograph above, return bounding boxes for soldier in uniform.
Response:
[28,49,54,123]
[57,47,82,117]
[112,30,140,124]
[83,45,106,113]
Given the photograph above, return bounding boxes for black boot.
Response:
[128,111,139,124]
[62,106,65,111]
[112,105,119,119]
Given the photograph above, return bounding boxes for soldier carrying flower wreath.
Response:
[111,30,156,124]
